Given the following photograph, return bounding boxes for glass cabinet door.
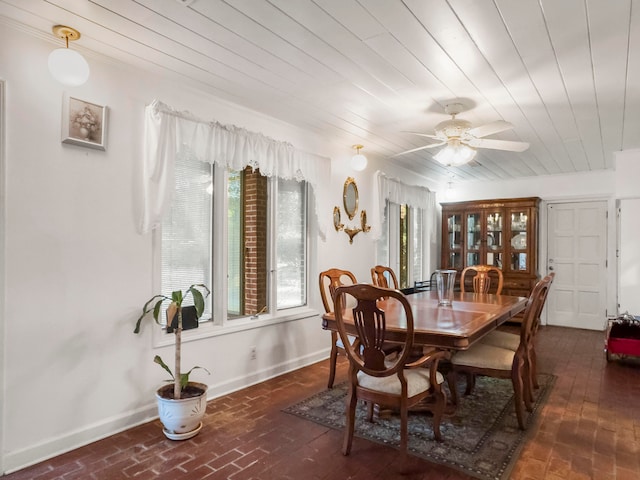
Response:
[445,213,463,269]
[485,210,503,268]
[509,209,529,271]
[466,213,481,266]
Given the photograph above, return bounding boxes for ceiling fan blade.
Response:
[391,142,447,157]
[467,138,530,152]
[403,131,441,139]
[468,120,513,138]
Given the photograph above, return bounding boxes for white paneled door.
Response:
[547,201,608,330]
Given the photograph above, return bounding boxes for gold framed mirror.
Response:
[343,177,358,220]
[333,206,343,231]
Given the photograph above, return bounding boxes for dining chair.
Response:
[319,268,402,389]
[460,265,504,294]
[370,265,399,290]
[479,272,555,400]
[333,283,450,461]
[319,268,358,389]
[446,274,553,429]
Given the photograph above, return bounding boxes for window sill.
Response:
[152,306,320,348]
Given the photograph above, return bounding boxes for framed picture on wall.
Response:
[61,94,108,151]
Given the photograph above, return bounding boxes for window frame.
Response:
[379,202,428,289]
[151,163,315,349]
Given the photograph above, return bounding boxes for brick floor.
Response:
[2,325,639,479]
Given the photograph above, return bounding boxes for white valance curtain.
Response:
[371,170,438,241]
[138,99,331,237]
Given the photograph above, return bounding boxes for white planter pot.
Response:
[156,382,208,440]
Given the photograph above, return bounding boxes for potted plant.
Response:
[134,283,211,440]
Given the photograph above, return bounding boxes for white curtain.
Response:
[138,99,331,237]
[371,170,437,242]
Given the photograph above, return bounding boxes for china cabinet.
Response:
[440,197,540,302]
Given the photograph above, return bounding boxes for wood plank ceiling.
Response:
[1,0,638,186]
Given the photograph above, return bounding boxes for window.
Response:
[161,155,213,318]
[378,202,426,289]
[399,205,409,287]
[276,177,307,309]
[162,156,308,325]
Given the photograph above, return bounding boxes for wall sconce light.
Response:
[333,177,371,244]
[434,138,477,166]
[48,25,90,86]
[351,144,367,171]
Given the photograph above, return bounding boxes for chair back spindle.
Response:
[460,265,504,294]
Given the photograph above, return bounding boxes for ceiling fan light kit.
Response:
[394,103,529,166]
[434,139,477,166]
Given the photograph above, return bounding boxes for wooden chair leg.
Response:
[399,401,408,456]
[511,362,526,430]
[327,342,339,389]
[342,387,358,455]
[464,372,476,395]
[523,358,534,412]
[446,371,459,405]
[531,346,539,389]
[431,389,446,442]
[366,402,374,422]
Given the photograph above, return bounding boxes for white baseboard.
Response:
[2,405,158,474]
[2,349,329,475]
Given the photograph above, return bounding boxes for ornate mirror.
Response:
[333,206,343,231]
[343,177,358,220]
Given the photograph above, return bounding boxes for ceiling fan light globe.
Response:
[434,143,476,166]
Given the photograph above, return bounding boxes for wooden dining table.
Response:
[321,290,528,351]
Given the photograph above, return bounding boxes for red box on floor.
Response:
[605,320,640,361]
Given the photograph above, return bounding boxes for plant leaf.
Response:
[179,373,189,390]
[179,366,210,389]
[189,284,210,319]
[152,299,166,322]
[171,290,183,305]
[153,355,175,380]
[134,295,168,333]
[191,289,205,318]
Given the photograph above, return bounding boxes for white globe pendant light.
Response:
[351,144,367,171]
[48,25,90,87]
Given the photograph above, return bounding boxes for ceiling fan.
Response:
[393,103,530,166]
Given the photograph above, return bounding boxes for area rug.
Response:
[284,374,555,480]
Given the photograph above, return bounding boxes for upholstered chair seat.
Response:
[480,330,519,351]
[357,369,445,396]
[451,343,516,370]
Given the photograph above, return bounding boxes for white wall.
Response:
[0,24,400,474]
[441,169,616,203]
[614,150,640,314]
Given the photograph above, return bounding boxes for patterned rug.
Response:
[284,373,555,480]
